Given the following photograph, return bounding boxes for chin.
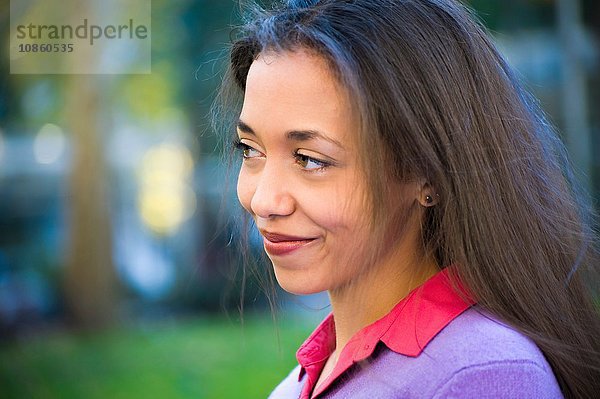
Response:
[272,265,327,295]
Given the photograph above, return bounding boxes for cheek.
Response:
[306,182,368,235]
[236,168,254,214]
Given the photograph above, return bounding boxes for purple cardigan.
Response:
[268,306,563,398]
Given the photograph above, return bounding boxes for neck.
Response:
[328,251,439,355]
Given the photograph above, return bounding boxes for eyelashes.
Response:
[293,151,331,171]
[233,140,261,159]
[233,139,333,172]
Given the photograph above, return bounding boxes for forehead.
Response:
[240,49,356,144]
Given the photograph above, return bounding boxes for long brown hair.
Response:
[212,0,600,397]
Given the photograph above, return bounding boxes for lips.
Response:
[260,230,317,256]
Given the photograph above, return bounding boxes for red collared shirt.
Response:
[295,267,474,399]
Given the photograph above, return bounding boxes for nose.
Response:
[249,162,295,219]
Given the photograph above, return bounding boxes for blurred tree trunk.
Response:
[63,1,117,329]
[557,0,592,187]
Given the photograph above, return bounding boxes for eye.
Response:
[294,151,331,171]
[234,140,262,159]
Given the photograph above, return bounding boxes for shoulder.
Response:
[268,364,303,399]
[430,306,552,364]
[430,358,562,398]
[371,306,563,398]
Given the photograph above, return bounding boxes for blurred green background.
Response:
[0,0,599,398]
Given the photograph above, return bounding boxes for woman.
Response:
[214,0,600,397]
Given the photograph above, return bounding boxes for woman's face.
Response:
[236,49,418,295]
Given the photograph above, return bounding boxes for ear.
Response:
[417,181,440,207]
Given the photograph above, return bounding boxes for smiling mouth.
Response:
[260,231,317,256]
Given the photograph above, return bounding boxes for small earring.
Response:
[423,193,439,207]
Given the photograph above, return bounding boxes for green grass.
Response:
[0,314,314,399]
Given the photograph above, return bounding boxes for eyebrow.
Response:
[237,119,345,150]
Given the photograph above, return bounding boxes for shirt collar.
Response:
[295,267,475,399]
